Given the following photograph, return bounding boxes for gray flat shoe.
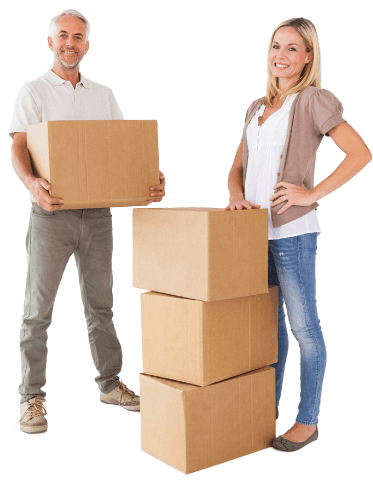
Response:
[272,425,318,452]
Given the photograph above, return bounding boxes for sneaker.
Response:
[18,397,47,434]
[100,382,140,412]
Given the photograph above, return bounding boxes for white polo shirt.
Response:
[9,69,124,138]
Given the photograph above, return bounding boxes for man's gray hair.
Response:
[49,9,90,40]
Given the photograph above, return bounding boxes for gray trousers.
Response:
[19,204,122,403]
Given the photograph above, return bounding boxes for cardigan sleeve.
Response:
[241,102,253,140]
[309,88,346,137]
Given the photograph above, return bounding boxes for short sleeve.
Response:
[9,83,41,139]
[109,89,124,120]
[309,88,345,137]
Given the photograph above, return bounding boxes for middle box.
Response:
[141,286,278,387]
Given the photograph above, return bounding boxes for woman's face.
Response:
[269,26,312,84]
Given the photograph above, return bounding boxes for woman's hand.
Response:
[270,182,314,214]
[224,198,261,211]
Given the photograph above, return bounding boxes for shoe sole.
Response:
[20,425,48,434]
[100,400,140,412]
[269,439,318,455]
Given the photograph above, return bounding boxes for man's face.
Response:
[48,15,89,70]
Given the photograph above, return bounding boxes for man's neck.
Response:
[51,66,80,89]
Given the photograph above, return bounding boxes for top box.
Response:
[27,120,160,209]
[133,207,268,301]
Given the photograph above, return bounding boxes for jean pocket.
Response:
[31,203,59,217]
[101,207,112,218]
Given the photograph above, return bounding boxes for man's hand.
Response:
[149,170,166,203]
[30,178,64,211]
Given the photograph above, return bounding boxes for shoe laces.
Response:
[117,382,136,405]
[16,397,47,427]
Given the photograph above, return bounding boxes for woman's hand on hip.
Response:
[270,182,314,214]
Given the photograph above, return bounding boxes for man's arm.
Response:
[11,132,64,211]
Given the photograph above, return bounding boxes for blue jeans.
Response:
[19,205,122,403]
[268,232,326,426]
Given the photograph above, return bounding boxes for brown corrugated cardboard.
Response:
[141,286,278,386]
[140,367,276,474]
[133,207,268,301]
[27,120,160,209]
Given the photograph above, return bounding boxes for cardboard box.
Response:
[133,207,268,301]
[140,367,275,474]
[141,286,278,386]
[27,120,159,209]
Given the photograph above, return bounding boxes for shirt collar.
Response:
[43,69,90,88]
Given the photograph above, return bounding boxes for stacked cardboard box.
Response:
[133,207,278,474]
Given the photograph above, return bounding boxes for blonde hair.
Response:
[262,17,321,107]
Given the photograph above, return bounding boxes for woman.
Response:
[225,17,371,452]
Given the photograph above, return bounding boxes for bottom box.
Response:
[140,366,275,474]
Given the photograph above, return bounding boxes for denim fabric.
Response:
[19,204,122,403]
[268,232,326,425]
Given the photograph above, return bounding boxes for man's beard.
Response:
[54,47,85,70]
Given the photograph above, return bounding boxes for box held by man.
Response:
[27,119,160,209]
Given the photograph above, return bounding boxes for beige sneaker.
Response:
[100,382,140,412]
[18,397,47,434]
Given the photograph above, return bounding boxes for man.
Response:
[10,9,166,434]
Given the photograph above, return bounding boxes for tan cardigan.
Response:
[241,86,346,228]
